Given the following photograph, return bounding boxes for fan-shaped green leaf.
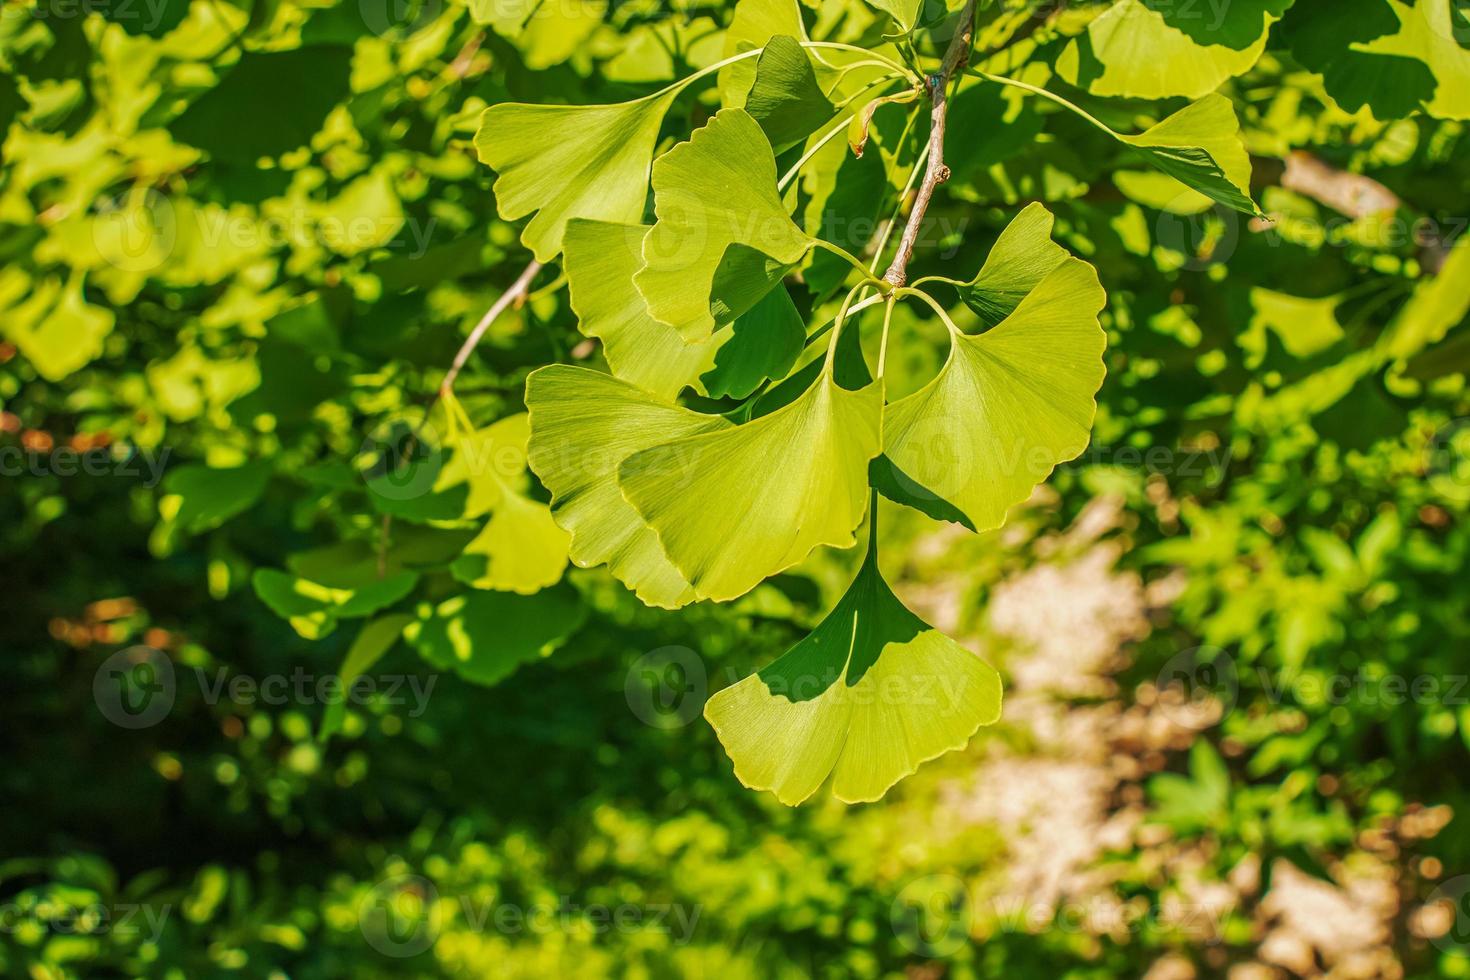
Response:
[705,534,1003,805]
[619,366,883,603]
[406,585,587,687]
[744,35,837,153]
[564,219,721,401]
[1056,0,1281,99]
[958,202,1069,326]
[1117,95,1258,215]
[252,568,419,640]
[700,278,806,400]
[438,413,570,593]
[720,0,809,107]
[476,90,678,261]
[1279,0,1437,121]
[525,366,731,609]
[635,108,813,342]
[886,258,1107,531]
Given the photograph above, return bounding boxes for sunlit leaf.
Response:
[476,90,679,261]
[1056,0,1283,99]
[564,218,722,401]
[744,35,836,152]
[957,202,1069,326]
[635,108,813,342]
[406,584,587,686]
[705,533,1003,805]
[619,366,882,602]
[886,258,1107,531]
[525,365,731,608]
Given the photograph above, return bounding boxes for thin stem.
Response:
[812,239,890,287]
[882,0,978,286]
[806,292,887,349]
[896,285,962,336]
[441,259,543,397]
[779,116,855,191]
[877,294,896,379]
[659,41,917,100]
[826,282,868,371]
[802,41,916,81]
[967,69,1116,137]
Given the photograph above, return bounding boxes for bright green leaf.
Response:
[957,202,1069,326]
[635,108,813,342]
[743,35,837,153]
[619,365,882,602]
[525,365,731,609]
[477,90,678,261]
[705,534,1003,805]
[886,258,1107,531]
[563,219,721,401]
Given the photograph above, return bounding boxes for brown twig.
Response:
[440,259,543,399]
[882,0,977,287]
[375,258,542,579]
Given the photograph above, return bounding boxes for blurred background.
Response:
[2,0,1470,977]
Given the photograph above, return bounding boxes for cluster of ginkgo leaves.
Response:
[460,0,1306,805]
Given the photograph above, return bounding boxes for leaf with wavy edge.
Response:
[619,365,882,603]
[564,219,723,401]
[525,365,731,608]
[705,531,1003,805]
[1056,0,1283,99]
[437,413,570,594]
[886,258,1107,532]
[635,108,813,342]
[476,90,678,262]
[958,202,1070,327]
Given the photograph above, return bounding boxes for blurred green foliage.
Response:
[3,0,1470,977]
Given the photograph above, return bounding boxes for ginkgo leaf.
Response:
[564,218,722,401]
[958,202,1069,326]
[619,366,883,603]
[635,108,813,342]
[451,493,571,593]
[252,568,419,640]
[862,0,926,33]
[1117,95,1258,215]
[705,530,1003,805]
[1357,0,1470,121]
[1056,0,1282,99]
[700,278,806,400]
[973,77,1257,214]
[437,412,571,593]
[744,35,837,153]
[476,90,678,261]
[886,258,1107,531]
[437,413,533,519]
[406,585,587,687]
[1279,0,1436,121]
[720,0,810,107]
[525,365,731,608]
